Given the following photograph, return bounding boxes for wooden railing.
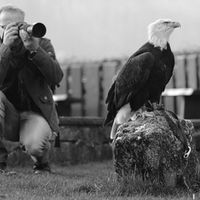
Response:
[162,51,200,118]
[55,51,200,118]
[55,59,125,117]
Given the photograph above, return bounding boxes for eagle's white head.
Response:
[148,19,181,50]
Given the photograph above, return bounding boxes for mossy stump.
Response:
[113,107,200,192]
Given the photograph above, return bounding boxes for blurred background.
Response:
[1,0,200,119]
[1,0,200,60]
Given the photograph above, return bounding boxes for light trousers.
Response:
[0,91,52,165]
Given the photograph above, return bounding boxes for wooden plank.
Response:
[163,96,175,113]
[162,88,194,96]
[183,55,189,88]
[59,116,104,126]
[98,63,104,117]
[168,56,186,115]
[195,54,200,88]
[84,62,100,116]
[187,55,197,89]
[174,57,186,88]
[183,95,200,119]
[70,64,82,116]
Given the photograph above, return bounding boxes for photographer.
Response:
[0,5,63,174]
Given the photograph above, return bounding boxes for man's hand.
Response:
[19,29,39,51]
[2,22,20,47]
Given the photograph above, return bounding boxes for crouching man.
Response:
[0,5,63,174]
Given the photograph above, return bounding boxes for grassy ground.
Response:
[0,160,197,200]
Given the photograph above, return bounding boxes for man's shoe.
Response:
[33,162,51,174]
[0,162,6,171]
[0,163,16,175]
[0,169,16,175]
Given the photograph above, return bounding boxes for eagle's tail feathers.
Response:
[104,111,115,126]
[106,82,116,104]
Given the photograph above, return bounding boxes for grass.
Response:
[0,160,198,200]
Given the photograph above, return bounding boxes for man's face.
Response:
[0,11,24,39]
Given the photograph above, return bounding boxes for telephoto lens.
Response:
[19,22,46,38]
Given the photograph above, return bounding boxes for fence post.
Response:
[81,64,86,116]
[183,55,189,88]
[195,54,200,89]
[98,62,104,117]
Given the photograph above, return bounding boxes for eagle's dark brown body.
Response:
[105,42,175,125]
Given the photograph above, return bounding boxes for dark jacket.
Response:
[0,38,63,133]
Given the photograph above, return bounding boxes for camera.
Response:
[19,22,46,38]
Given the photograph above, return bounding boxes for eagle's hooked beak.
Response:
[170,21,181,28]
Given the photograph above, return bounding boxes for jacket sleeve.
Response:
[0,43,12,85]
[30,38,63,86]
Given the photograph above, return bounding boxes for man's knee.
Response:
[19,112,52,159]
[25,143,43,158]
[24,140,50,158]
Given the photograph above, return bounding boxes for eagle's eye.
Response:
[163,21,170,24]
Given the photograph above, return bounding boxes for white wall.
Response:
[1,0,200,60]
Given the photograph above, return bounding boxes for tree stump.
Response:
[113,105,200,192]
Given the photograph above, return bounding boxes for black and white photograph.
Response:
[0,0,200,199]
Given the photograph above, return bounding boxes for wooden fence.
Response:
[163,51,200,118]
[55,51,200,119]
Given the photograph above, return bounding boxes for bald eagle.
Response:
[104,19,181,139]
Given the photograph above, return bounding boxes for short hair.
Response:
[0,5,25,20]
